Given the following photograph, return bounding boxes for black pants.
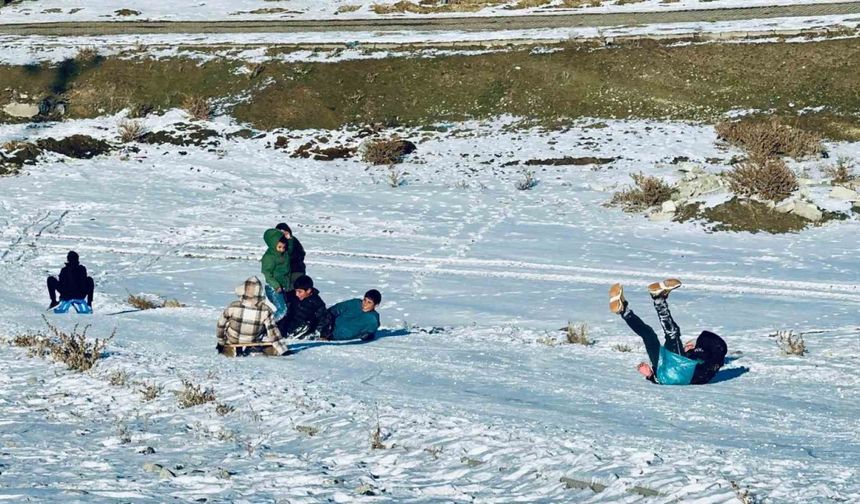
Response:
[47,276,94,305]
[620,296,684,370]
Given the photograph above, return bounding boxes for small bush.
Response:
[715,118,823,160]
[108,370,129,386]
[182,96,211,121]
[610,172,675,211]
[75,47,100,63]
[118,119,146,143]
[215,402,235,416]
[140,382,162,401]
[127,293,160,310]
[824,157,855,185]
[515,169,538,191]
[725,156,798,202]
[612,343,633,352]
[128,102,155,118]
[13,316,115,372]
[387,165,407,187]
[176,379,216,408]
[296,425,320,437]
[363,136,415,165]
[563,322,592,345]
[127,293,185,310]
[773,330,806,356]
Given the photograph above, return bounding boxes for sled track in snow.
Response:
[17,233,860,304]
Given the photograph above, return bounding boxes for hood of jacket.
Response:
[234,276,265,302]
[263,228,284,254]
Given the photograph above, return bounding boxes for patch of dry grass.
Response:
[610,173,675,211]
[563,321,592,345]
[108,369,129,386]
[725,156,798,202]
[75,47,100,63]
[363,136,413,165]
[612,343,633,352]
[127,293,185,310]
[773,330,806,356]
[118,119,146,143]
[215,402,235,416]
[716,118,824,160]
[515,169,538,190]
[176,379,216,408]
[183,96,212,121]
[372,0,506,14]
[140,382,162,401]
[824,157,855,185]
[12,316,115,372]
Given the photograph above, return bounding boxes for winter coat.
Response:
[656,331,727,385]
[290,236,307,274]
[278,288,328,337]
[261,228,294,291]
[325,298,380,341]
[216,277,287,353]
[687,331,727,385]
[58,262,89,299]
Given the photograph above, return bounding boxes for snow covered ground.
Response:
[1,13,859,66]
[0,0,858,23]
[1,112,858,502]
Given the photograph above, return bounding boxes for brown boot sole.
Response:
[609,283,625,314]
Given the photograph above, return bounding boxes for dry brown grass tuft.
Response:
[560,0,603,6]
[725,156,798,202]
[215,402,235,416]
[127,293,185,310]
[127,293,160,310]
[715,118,824,160]
[108,370,129,386]
[564,322,592,345]
[372,0,505,14]
[118,119,146,143]
[773,330,806,356]
[13,316,115,372]
[824,157,855,185]
[183,96,212,121]
[610,172,675,211]
[75,47,100,63]
[510,0,551,8]
[612,343,633,352]
[140,382,162,401]
[363,136,413,165]
[336,4,361,13]
[176,379,216,408]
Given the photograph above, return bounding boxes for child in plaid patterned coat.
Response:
[216,276,289,356]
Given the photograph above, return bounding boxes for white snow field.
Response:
[1,112,859,503]
[0,0,858,22]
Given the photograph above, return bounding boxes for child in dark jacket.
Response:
[609,279,727,385]
[47,251,94,312]
[278,275,328,339]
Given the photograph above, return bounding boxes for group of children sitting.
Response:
[215,224,382,356]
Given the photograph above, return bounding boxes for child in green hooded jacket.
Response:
[261,228,294,320]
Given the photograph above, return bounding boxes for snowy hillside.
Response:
[1,111,858,502]
[0,0,855,23]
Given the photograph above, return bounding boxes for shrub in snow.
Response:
[182,96,211,121]
[715,118,823,160]
[175,379,216,408]
[108,370,129,386]
[362,136,416,165]
[564,321,592,346]
[725,156,798,202]
[610,172,675,211]
[118,119,146,143]
[140,382,162,401]
[11,316,114,372]
[515,169,538,191]
[773,330,806,356]
[824,157,855,185]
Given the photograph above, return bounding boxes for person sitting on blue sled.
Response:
[47,250,94,314]
[609,279,727,385]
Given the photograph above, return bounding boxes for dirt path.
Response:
[1,2,859,36]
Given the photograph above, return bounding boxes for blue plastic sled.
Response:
[53,299,93,314]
